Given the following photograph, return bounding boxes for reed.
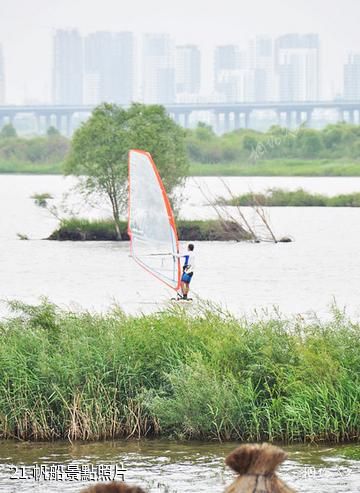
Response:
[0,300,359,442]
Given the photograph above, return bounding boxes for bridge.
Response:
[0,100,359,135]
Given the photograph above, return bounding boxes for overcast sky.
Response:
[0,0,359,103]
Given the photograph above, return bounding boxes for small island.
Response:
[48,218,253,241]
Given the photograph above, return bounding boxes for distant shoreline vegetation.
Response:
[0,300,359,443]
[186,122,360,164]
[0,123,69,174]
[1,119,360,176]
[219,188,360,207]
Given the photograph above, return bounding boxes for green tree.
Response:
[242,134,259,152]
[65,103,188,239]
[322,125,344,150]
[296,129,323,158]
[47,126,61,137]
[0,123,17,139]
[194,122,216,141]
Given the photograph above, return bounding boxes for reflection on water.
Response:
[0,440,359,492]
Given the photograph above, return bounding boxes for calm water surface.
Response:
[1,175,360,317]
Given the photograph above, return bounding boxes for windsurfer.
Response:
[174,243,195,300]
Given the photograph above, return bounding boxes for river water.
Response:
[0,174,360,492]
[0,440,359,493]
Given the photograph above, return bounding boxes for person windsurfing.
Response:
[174,243,195,300]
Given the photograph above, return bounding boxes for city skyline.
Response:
[0,0,360,104]
[43,29,357,106]
[1,28,359,105]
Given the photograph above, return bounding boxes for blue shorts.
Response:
[181,272,193,284]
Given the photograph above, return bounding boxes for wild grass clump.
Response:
[48,218,126,240]
[222,188,360,207]
[0,300,359,443]
[177,220,251,241]
[31,192,54,208]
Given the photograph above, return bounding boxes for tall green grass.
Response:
[0,300,359,443]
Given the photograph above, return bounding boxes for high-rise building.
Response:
[52,29,83,104]
[142,33,175,104]
[275,33,320,101]
[214,45,239,74]
[175,45,201,97]
[249,37,275,101]
[84,31,134,105]
[344,54,360,100]
[214,45,243,101]
[214,45,239,97]
[0,44,5,104]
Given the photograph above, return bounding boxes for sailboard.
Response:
[128,149,181,292]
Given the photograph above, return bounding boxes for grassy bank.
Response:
[0,300,359,443]
[221,188,360,207]
[48,218,251,241]
[2,159,360,177]
[189,159,360,176]
[0,161,63,174]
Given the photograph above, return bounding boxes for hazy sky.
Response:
[0,0,360,103]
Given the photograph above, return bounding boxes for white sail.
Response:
[128,150,181,291]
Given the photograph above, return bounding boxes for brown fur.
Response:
[80,482,146,493]
[224,443,296,493]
